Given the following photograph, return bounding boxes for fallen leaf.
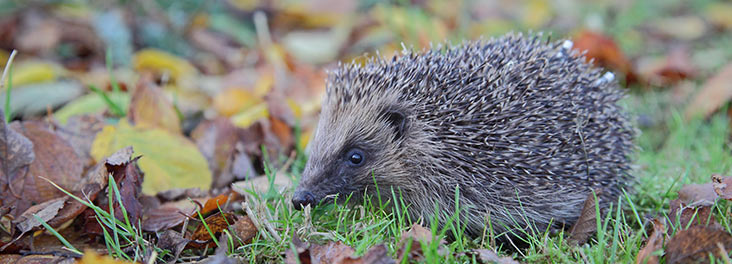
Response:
[128,79,181,133]
[653,46,696,85]
[668,199,718,231]
[684,63,732,119]
[676,183,717,207]
[191,118,256,188]
[189,212,237,246]
[229,215,257,245]
[201,193,230,215]
[90,119,212,194]
[231,172,292,196]
[649,16,707,41]
[100,151,144,226]
[285,238,359,264]
[706,2,732,30]
[336,244,395,264]
[53,92,130,124]
[213,88,262,117]
[0,254,73,264]
[54,114,105,167]
[142,198,202,232]
[711,174,732,200]
[0,81,84,119]
[132,49,197,83]
[0,111,35,214]
[76,250,133,264]
[4,121,83,218]
[156,230,189,262]
[13,197,66,233]
[636,218,665,264]
[473,249,519,264]
[664,226,732,264]
[568,189,601,245]
[4,61,59,88]
[572,30,635,84]
[397,223,447,262]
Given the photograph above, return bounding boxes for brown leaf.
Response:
[665,226,732,264]
[285,237,362,264]
[189,212,237,245]
[653,46,696,85]
[310,241,356,264]
[13,197,67,233]
[229,215,257,245]
[712,174,732,200]
[0,254,72,264]
[668,199,719,230]
[568,189,601,245]
[336,244,395,264]
[572,30,636,84]
[677,183,717,207]
[191,118,255,188]
[141,198,201,232]
[0,111,35,214]
[156,230,189,262]
[103,150,143,225]
[636,218,666,264]
[397,223,447,262]
[473,249,519,264]
[6,121,83,218]
[128,79,181,133]
[54,114,105,168]
[685,63,732,119]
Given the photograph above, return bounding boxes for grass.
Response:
[230,89,732,263]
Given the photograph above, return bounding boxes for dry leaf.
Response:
[664,226,732,264]
[711,174,732,200]
[668,199,718,230]
[336,244,395,264]
[473,249,519,264]
[677,183,717,207]
[685,63,732,119]
[397,223,447,262]
[568,189,601,245]
[156,230,189,262]
[132,49,197,83]
[0,111,35,216]
[13,197,66,233]
[636,218,665,264]
[102,153,144,226]
[572,30,635,84]
[128,79,181,133]
[189,212,237,245]
[229,215,257,245]
[141,198,202,232]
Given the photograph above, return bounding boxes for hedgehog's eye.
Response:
[346,149,365,167]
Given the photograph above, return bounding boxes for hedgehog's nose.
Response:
[292,190,316,210]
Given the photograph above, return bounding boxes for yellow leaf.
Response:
[54,92,130,124]
[522,0,552,29]
[230,102,268,128]
[76,250,134,264]
[129,82,181,133]
[213,88,262,117]
[6,61,60,87]
[91,120,211,194]
[132,49,197,82]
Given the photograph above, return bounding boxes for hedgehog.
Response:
[292,33,636,240]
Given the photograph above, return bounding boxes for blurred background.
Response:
[0,0,730,186]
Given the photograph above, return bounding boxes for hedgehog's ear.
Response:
[385,110,407,140]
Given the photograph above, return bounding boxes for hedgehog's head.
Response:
[292,63,421,210]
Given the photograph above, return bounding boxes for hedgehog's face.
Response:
[292,91,414,210]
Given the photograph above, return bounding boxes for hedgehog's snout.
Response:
[292,190,317,210]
